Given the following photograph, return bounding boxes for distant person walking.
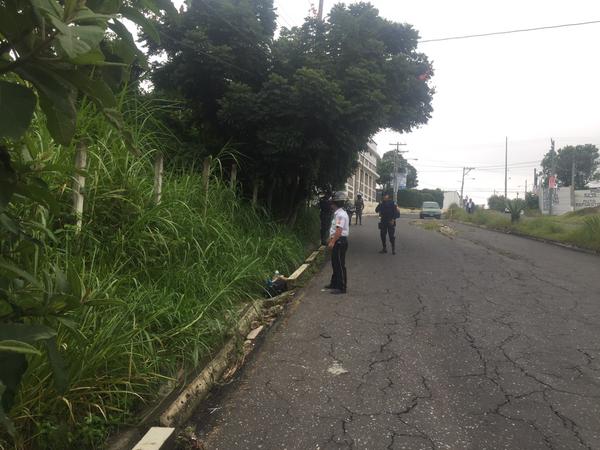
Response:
[345,200,355,227]
[318,192,332,246]
[467,197,475,214]
[355,194,364,225]
[324,191,349,295]
[375,193,400,255]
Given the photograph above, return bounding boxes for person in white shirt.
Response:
[324,191,349,294]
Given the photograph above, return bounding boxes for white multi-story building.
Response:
[345,139,380,203]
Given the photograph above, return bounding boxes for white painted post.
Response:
[202,156,211,217]
[73,143,87,233]
[153,152,164,205]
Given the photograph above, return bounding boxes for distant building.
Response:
[345,139,380,203]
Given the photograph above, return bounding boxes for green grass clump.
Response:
[446,204,600,252]
[2,96,316,449]
[568,216,600,251]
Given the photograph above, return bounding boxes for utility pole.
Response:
[524,179,527,200]
[549,138,556,216]
[317,0,324,20]
[389,142,407,202]
[571,155,576,211]
[460,167,475,206]
[504,136,508,198]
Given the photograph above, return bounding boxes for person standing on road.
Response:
[318,192,332,246]
[324,191,349,295]
[345,200,355,227]
[468,198,475,214]
[375,193,400,255]
[355,194,364,225]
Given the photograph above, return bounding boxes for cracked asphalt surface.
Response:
[191,216,600,449]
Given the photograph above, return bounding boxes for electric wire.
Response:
[420,19,600,43]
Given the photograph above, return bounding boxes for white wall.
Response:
[443,191,461,210]
[575,189,600,209]
[538,187,599,215]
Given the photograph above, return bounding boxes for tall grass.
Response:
[2,96,314,449]
[446,205,600,252]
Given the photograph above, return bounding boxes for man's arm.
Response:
[328,226,342,249]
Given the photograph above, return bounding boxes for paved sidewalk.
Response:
[191,216,600,449]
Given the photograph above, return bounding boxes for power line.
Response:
[420,19,600,43]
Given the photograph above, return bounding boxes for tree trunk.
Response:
[252,179,259,206]
[230,162,237,190]
[286,176,301,225]
[266,177,276,211]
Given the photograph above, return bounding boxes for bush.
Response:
[487,194,507,212]
[568,216,600,251]
[506,198,526,223]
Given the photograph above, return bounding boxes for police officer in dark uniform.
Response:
[375,193,400,255]
[318,192,332,245]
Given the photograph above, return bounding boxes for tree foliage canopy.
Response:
[152,0,434,217]
[377,150,418,191]
[541,144,599,189]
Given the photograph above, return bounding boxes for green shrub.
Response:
[568,216,600,251]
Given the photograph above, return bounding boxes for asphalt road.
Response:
[191,216,600,449]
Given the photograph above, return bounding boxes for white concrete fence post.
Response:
[73,143,87,233]
[153,152,164,205]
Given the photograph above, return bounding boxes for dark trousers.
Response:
[355,210,362,225]
[320,215,330,245]
[330,237,348,291]
[380,221,395,250]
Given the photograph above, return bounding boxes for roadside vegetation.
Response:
[1,97,315,449]
[446,205,600,252]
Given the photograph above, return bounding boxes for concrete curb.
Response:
[159,300,263,428]
[131,427,175,450]
[115,245,326,450]
[449,219,600,257]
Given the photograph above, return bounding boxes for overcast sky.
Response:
[274,0,600,203]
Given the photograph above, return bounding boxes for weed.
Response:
[1,96,317,449]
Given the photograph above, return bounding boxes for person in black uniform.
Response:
[355,194,364,225]
[375,193,400,255]
[318,192,332,245]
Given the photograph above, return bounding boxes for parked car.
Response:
[420,201,442,219]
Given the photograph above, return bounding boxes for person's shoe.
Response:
[321,285,334,292]
[379,248,387,254]
[392,249,396,255]
[330,289,346,295]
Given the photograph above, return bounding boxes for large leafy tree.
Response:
[152,1,434,219]
[149,0,276,151]
[542,144,599,189]
[377,150,418,191]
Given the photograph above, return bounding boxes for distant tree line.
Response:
[397,189,443,209]
[541,142,599,189]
